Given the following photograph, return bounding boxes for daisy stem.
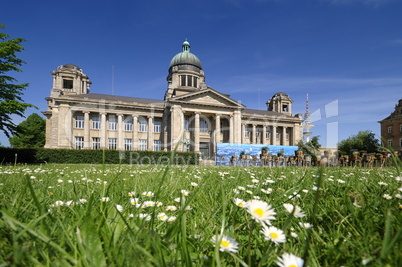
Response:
[247,220,254,266]
[302,166,324,266]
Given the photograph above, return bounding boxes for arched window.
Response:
[200,119,209,132]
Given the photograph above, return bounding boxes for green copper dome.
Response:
[169,40,202,69]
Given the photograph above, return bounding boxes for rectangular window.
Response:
[154,140,161,151]
[139,139,147,151]
[139,120,148,132]
[154,121,161,133]
[124,139,132,150]
[193,77,198,88]
[124,117,133,131]
[220,121,224,133]
[63,79,73,89]
[276,133,280,139]
[108,115,117,130]
[92,116,101,129]
[256,128,261,138]
[181,75,186,86]
[184,118,189,131]
[75,136,84,149]
[108,138,117,150]
[187,75,192,87]
[400,138,402,147]
[245,127,250,137]
[387,126,392,133]
[388,139,393,146]
[286,133,289,140]
[75,115,84,128]
[200,119,208,132]
[400,124,402,132]
[92,137,101,150]
[266,131,271,139]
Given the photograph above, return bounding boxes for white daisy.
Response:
[101,197,110,202]
[142,201,155,208]
[246,199,276,225]
[276,253,304,267]
[116,205,123,212]
[261,225,286,244]
[142,191,154,197]
[298,222,313,229]
[166,205,178,211]
[130,198,140,205]
[211,235,239,253]
[55,200,64,206]
[234,198,248,208]
[157,212,168,221]
[139,213,151,221]
[168,216,177,222]
[283,203,306,218]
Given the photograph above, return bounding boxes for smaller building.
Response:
[378,98,402,152]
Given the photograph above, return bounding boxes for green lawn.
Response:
[0,164,401,266]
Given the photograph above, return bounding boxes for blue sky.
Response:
[2,0,402,147]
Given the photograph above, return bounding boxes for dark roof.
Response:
[65,93,164,105]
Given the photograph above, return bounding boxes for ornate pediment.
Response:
[169,88,245,108]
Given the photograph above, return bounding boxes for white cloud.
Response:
[390,39,402,45]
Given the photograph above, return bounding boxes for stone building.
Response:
[378,98,402,152]
[43,40,303,159]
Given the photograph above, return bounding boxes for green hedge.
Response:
[0,148,199,165]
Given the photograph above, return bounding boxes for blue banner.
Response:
[216,143,299,165]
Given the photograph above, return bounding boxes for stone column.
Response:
[282,127,287,146]
[229,115,234,143]
[194,112,200,153]
[132,115,138,150]
[233,110,241,143]
[241,123,245,144]
[84,111,90,149]
[117,114,124,150]
[262,125,266,145]
[100,112,107,149]
[58,105,72,148]
[252,124,256,144]
[148,116,154,151]
[291,126,296,146]
[170,105,183,150]
[272,125,277,145]
[162,111,169,151]
[215,114,221,144]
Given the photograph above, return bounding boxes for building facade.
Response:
[379,98,402,152]
[43,41,303,159]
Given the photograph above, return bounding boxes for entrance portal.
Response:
[200,142,211,159]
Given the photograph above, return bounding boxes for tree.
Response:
[9,113,46,148]
[0,24,35,137]
[297,135,321,161]
[337,130,379,155]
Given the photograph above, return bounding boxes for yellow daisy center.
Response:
[289,265,297,267]
[220,241,230,247]
[239,203,244,207]
[270,232,279,239]
[254,208,264,217]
